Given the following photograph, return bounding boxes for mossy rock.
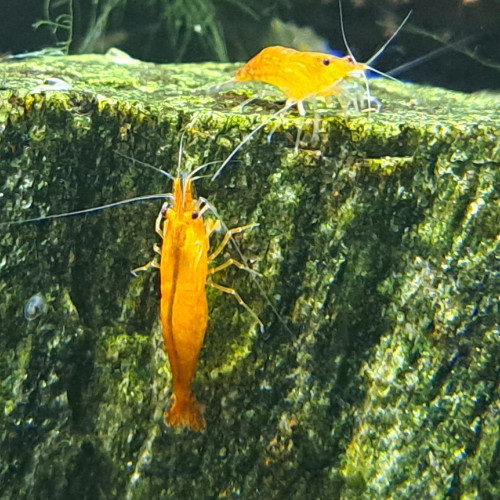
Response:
[0,54,499,499]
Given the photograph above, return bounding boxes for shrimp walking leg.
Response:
[208,257,258,276]
[209,281,264,333]
[131,241,162,275]
[131,206,167,276]
[131,257,160,277]
[208,223,259,262]
[207,222,264,331]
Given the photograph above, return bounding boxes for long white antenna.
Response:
[338,0,356,62]
[114,150,175,181]
[0,194,172,226]
[365,11,413,67]
[211,100,297,181]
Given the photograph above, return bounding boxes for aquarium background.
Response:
[0,0,499,92]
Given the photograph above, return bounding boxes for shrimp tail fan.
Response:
[165,394,206,432]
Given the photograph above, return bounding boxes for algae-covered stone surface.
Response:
[0,54,499,499]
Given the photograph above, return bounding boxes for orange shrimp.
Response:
[157,175,210,431]
[209,44,375,177]
[213,4,411,119]
[132,161,262,432]
[234,46,366,115]
[207,5,411,161]
[3,150,264,432]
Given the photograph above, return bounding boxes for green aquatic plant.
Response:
[33,0,126,54]
[160,0,231,62]
[31,0,287,61]
[77,0,126,53]
[119,0,266,62]
[33,0,74,54]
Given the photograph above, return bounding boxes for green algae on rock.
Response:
[0,54,499,499]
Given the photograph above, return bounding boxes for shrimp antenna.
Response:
[4,151,179,226]
[189,160,226,181]
[360,10,413,85]
[338,0,375,113]
[387,34,477,77]
[211,100,297,181]
[0,194,173,226]
[338,1,411,108]
[365,10,413,67]
[113,150,175,181]
[176,132,238,183]
[190,162,241,183]
[338,0,356,63]
[177,131,186,177]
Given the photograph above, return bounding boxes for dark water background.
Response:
[0,0,499,92]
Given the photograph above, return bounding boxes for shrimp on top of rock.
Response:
[235,5,410,115]
[209,2,411,152]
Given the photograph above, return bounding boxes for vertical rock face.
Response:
[0,55,499,499]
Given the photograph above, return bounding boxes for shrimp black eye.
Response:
[322,58,331,66]
[346,55,355,64]
[192,211,199,219]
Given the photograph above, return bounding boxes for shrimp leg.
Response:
[131,254,160,277]
[207,222,264,331]
[208,223,259,262]
[208,257,258,276]
[131,207,166,276]
[208,281,264,333]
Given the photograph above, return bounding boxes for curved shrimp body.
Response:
[234,45,366,103]
[161,176,209,432]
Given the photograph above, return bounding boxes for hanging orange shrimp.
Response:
[3,151,263,432]
[132,162,262,432]
[157,175,210,431]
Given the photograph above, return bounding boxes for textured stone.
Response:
[0,54,499,499]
